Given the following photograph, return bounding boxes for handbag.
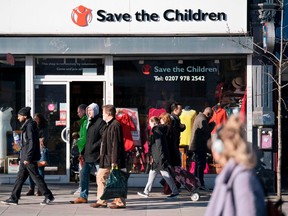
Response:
[100,168,129,200]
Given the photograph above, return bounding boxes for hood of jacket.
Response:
[86,103,99,119]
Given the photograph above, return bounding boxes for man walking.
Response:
[1,107,54,205]
[90,104,127,209]
[188,107,214,189]
[70,103,106,204]
[72,104,87,194]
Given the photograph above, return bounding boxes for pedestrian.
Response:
[169,102,186,167]
[71,104,88,195]
[205,115,266,216]
[1,107,54,205]
[137,116,179,199]
[26,113,49,196]
[70,103,106,204]
[188,107,214,190]
[90,104,127,209]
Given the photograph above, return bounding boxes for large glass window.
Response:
[114,58,246,174]
[0,59,25,174]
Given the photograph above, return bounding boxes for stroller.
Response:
[70,138,80,183]
[169,166,201,201]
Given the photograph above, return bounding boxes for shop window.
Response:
[35,58,104,76]
[0,61,25,174]
[114,58,246,175]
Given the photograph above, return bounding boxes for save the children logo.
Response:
[142,64,152,75]
[71,5,93,27]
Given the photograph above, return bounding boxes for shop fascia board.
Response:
[0,36,253,55]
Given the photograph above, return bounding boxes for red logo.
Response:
[71,5,92,27]
[142,64,152,75]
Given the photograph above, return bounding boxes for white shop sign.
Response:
[0,0,247,35]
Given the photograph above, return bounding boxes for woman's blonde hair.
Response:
[159,112,171,125]
[217,115,257,169]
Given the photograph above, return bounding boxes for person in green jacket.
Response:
[72,104,88,195]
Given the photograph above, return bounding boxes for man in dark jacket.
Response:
[169,102,186,167]
[70,103,106,204]
[1,107,54,205]
[188,107,214,189]
[90,104,127,209]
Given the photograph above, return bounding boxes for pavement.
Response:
[0,183,288,216]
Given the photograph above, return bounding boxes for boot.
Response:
[26,188,34,196]
[35,190,42,196]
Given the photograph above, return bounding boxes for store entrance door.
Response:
[34,81,104,183]
[34,82,70,182]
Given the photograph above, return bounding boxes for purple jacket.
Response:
[205,159,266,216]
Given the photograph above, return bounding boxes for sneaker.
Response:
[1,198,18,205]
[166,193,179,199]
[137,192,149,198]
[40,197,54,205]
[73,187,81,195]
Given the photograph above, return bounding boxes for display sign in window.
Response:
[35,58,104,76]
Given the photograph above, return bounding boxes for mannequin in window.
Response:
[180,106,196,147]
[0,107,13,159]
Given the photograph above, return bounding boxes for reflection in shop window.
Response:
[114,58,247,174]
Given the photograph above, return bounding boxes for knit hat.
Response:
[18,106,31,117]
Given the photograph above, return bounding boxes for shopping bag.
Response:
[100,168,129,200]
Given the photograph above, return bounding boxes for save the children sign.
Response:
[0,0,247,35]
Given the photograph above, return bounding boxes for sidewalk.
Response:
[0,183,287,216]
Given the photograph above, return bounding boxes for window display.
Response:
[114,58,246,174]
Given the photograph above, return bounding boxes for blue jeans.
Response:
[29,166,45,189]
[79,162,98,199]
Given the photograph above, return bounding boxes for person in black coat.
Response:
[1,107,54,205]
[137,116,179,199]
[70,103,106,204]
[170,102,186,167]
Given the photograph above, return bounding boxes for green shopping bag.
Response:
[100,168,129,200]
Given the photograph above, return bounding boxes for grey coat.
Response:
[205,159,266,216]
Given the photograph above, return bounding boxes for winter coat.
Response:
[169,113,185,166]
[189,112,212,153]
[149,125,170,171]
[205,159,266,216]
[20,118,41,163]
[83,116,106,163]
[98,118,126,169]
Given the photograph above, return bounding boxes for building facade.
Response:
[0,0,260,186]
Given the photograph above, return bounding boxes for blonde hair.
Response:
[218,115,257,169]
[159,112,171,125]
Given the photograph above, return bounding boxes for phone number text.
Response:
[154,76,205,82]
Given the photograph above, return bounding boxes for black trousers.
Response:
[194,151,206,186]
[10,162,54,201]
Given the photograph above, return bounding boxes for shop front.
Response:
[0,0,252,186]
